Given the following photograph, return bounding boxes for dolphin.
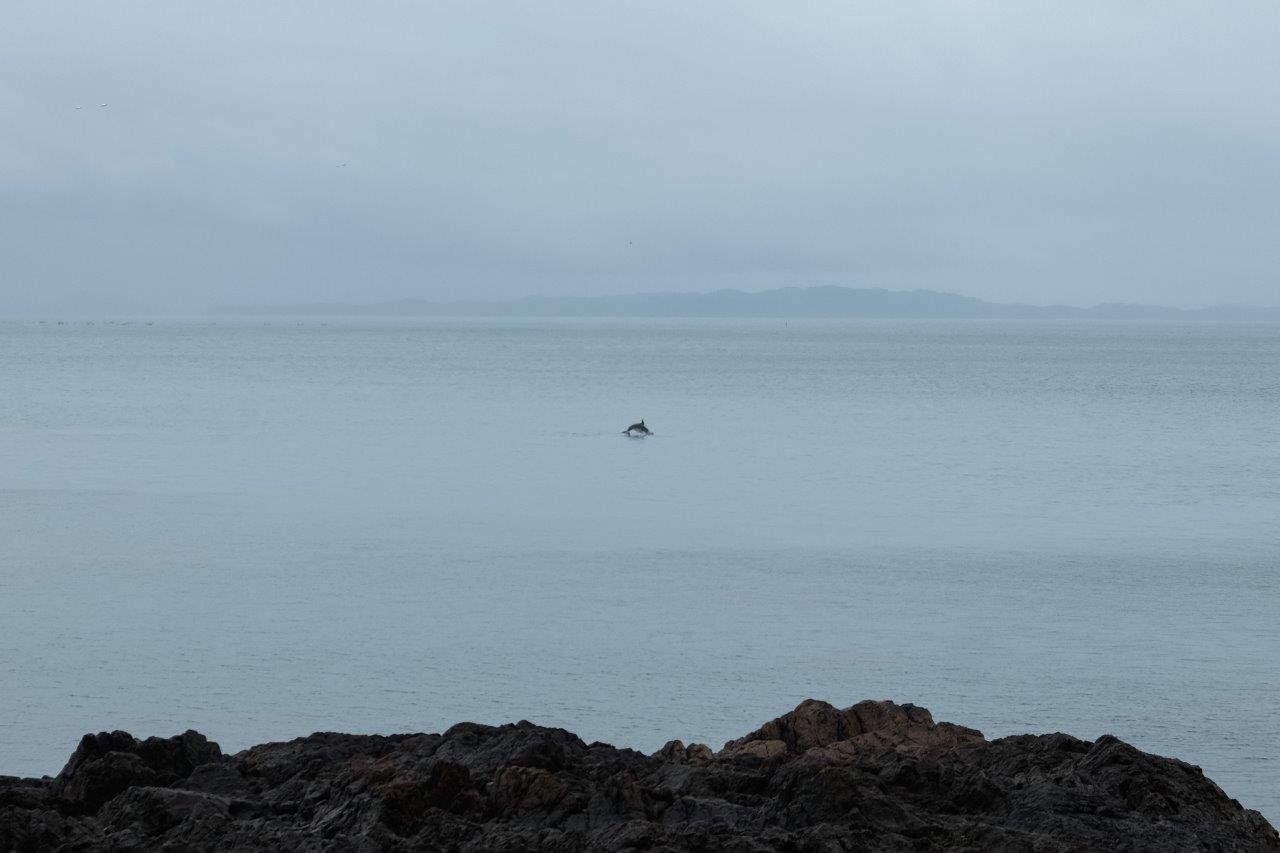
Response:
[623,419,652,436]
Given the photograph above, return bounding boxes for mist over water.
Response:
[1,318,1277,819]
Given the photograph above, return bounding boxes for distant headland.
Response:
[215,285,1280,321]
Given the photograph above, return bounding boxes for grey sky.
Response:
[2,1,1278,314]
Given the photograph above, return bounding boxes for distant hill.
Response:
[216,286,1280,321]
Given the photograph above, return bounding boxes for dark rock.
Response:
[98,786,232,841]
[0,698,1274,851]
[54,749,158,813]
[52,728,223,813]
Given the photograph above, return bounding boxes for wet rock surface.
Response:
[1,699,1275,851]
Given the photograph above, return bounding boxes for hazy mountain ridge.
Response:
[217,286,1280,320]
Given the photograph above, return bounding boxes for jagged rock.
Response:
[0,699,1274,851]
[52,729,223,812]
[723,698,984,757]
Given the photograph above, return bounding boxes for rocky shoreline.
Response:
[2,698,1276,851]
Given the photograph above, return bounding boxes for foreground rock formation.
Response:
[1,699,1275,851]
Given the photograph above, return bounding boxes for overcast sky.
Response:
[2,1,1278,313]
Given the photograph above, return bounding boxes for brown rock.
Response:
[721,738,787,760]
[653,739,687,762]
[723,698,848,753]
[491,765,568,812]
[723,698,984,758]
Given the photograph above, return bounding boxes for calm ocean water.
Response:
[1,318,1277,818]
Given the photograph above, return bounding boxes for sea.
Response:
[1,317,1276,820]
